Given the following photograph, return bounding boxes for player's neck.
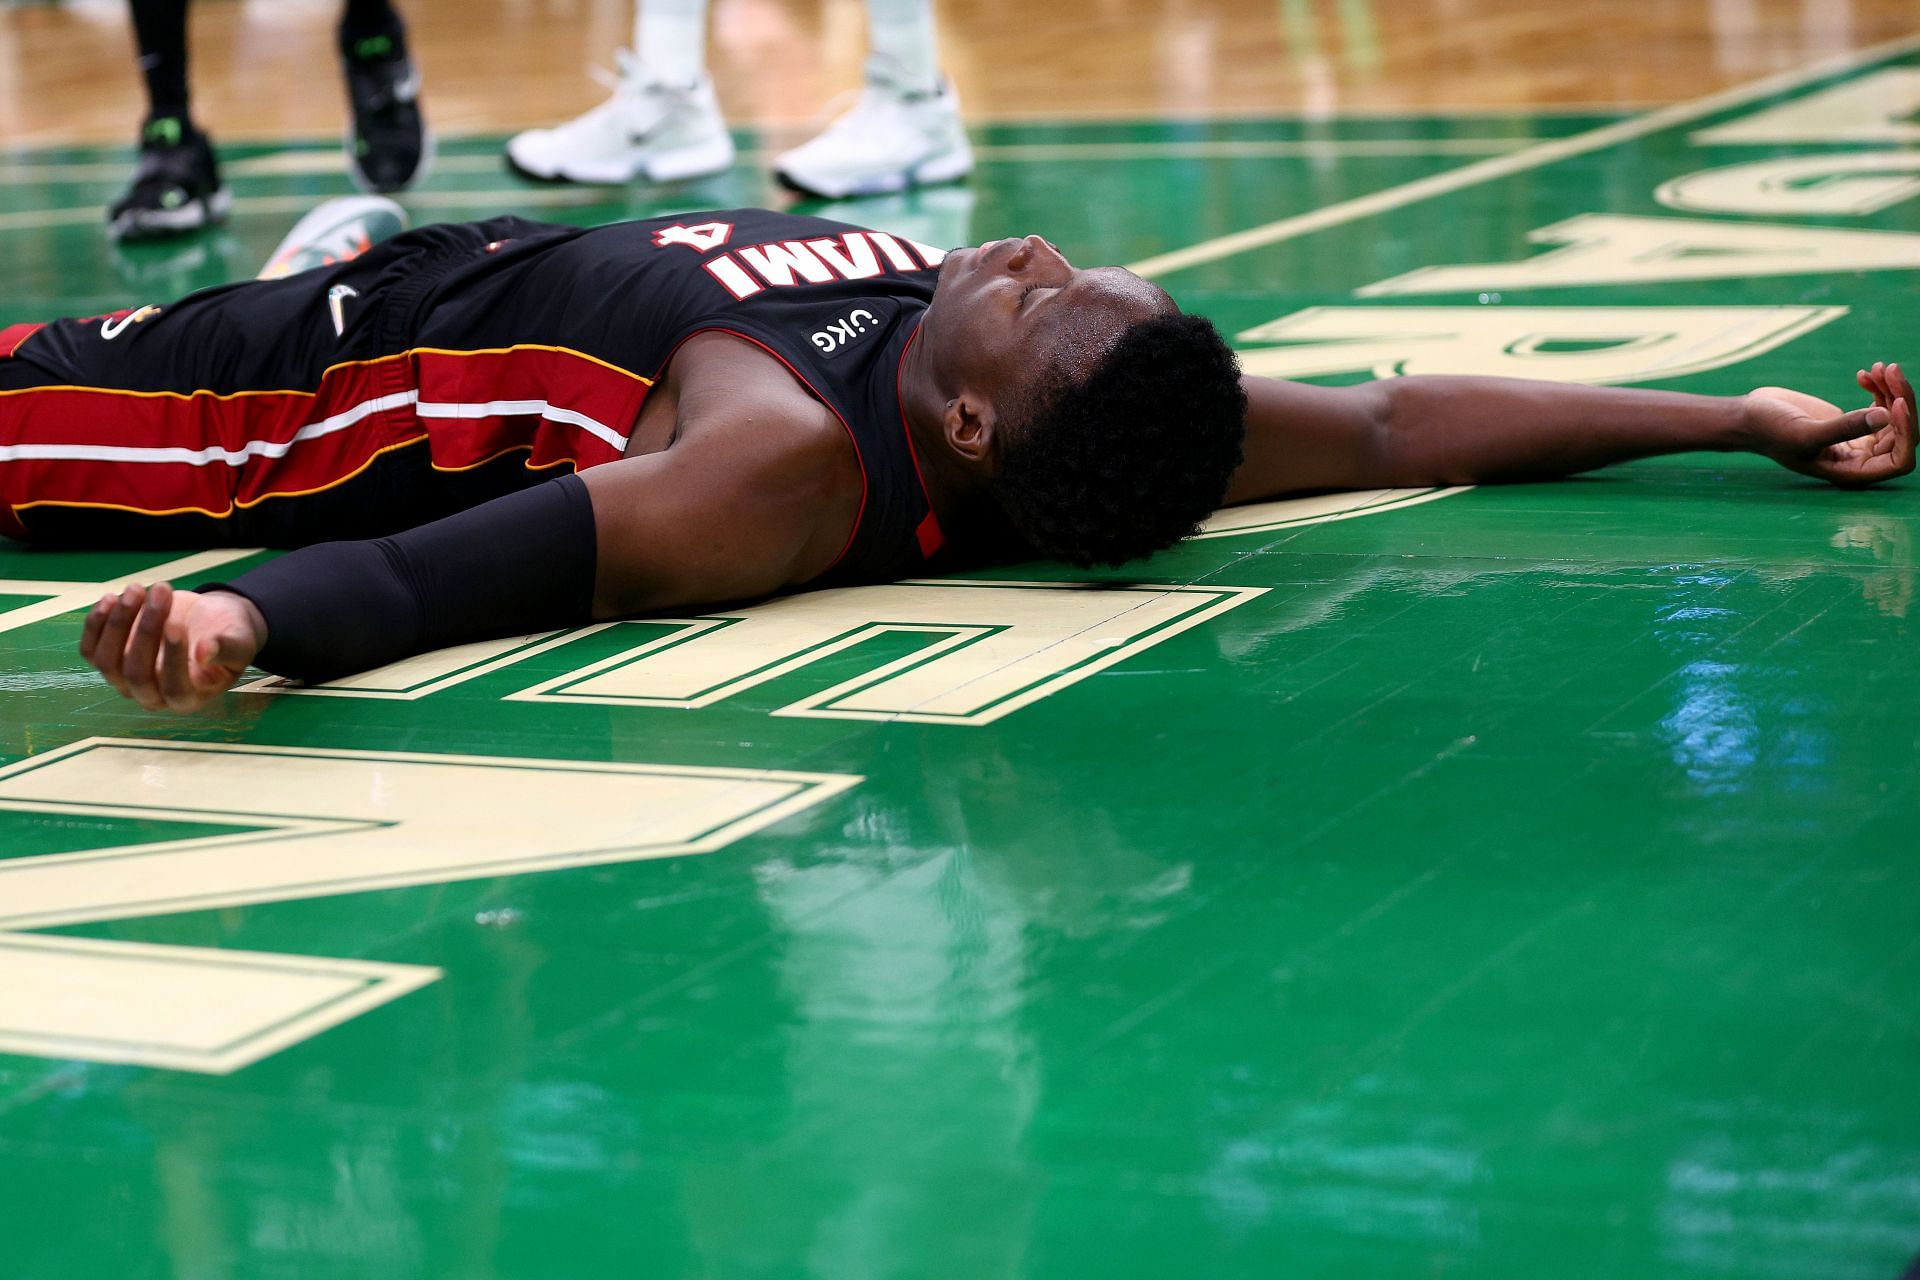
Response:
[896,324,990,525]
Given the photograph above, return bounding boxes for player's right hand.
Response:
[79,581,267,714]
[1744,361,1917,489]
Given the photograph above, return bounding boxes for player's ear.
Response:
[942,391,1001,473]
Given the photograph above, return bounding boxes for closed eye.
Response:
[1018,282,1046,308]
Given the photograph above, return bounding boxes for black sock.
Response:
[129,0,192,125]
[339,0,406,57]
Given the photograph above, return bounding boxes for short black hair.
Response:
[994,312,1246,568]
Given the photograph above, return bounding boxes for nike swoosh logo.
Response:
[328,285,360,338]
[99,305,160,340]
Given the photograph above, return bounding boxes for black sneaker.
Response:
[106,117,232,242]
[341,32,431,193]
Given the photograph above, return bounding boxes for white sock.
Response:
[866,0,943,96]
[634,0,709,88]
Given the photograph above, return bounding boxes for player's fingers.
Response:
[119,582,171,710]
[1842,408,1916,479]
[77,593,113,665]
[1811,404,1890,447]
[88,584,144,696]
[1861,369,1891,408]
[1889,362,1914,406]
[1891,396,1918,475]
[157,618,201,712]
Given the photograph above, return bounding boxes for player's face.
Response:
[922,235,1174,400]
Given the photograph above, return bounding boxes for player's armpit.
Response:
[1226,376,1393,503]
[581,417,860,619]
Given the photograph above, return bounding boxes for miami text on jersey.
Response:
[697,230,948,301]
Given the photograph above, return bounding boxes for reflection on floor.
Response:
[1,18,1918,1280]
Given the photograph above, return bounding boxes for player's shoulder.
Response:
[666,332,850,457]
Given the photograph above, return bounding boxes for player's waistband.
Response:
[364,230,500,354]
[365,215,571,352]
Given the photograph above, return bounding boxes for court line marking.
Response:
[975,102,1634,124]
[1125,32,1920,278]
[973,139,1528,161]
[0,139,1543,233]
[0,137,1536,186]
[0,103,1625,154]
[0,187,611,234]
[1194,486,1474,539]
[500,580,1270,726]
[0,548,258,637]
[0,737,865,930]
[0,738,863,1071]
[246,136,1534,171]
[0,933,440,1075]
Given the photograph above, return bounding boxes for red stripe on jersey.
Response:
[915,511,943,559]
[0,356,421,523]
[1,344,648,535]
[413,346,646,473]
[894,323,945,558]
[0,323,45,358]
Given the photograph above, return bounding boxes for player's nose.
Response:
[1006,234,1071,276]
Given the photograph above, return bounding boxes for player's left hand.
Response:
[79,581,266,713]
[1745,361,1917,488]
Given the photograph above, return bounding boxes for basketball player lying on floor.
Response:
[0,208,1909,714]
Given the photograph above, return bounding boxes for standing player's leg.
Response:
[503,0,733,185]
[771,0,972,198]
[108,0,229,242]
[338,0,432,192]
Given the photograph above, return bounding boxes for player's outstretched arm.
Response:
[1225,360,1916,504]
[77,413,851,713]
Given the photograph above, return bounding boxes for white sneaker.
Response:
[773,56,973,198]
[504,52,734,185]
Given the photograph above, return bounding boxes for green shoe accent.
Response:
[142,116,184,147]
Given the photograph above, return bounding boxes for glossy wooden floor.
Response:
[2,0,1917,146]
[4,5,1920,1280]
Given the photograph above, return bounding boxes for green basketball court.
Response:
[2,38,1917,1280]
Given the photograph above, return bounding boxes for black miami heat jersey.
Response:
[395,208,952,583]
[0,209,950,580]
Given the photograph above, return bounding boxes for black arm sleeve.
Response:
[208,473,598,683]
